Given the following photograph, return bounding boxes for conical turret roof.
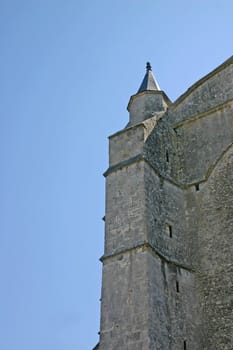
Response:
[137,62,160,93]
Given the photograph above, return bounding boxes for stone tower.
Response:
[95,56,233,350]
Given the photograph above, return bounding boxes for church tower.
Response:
[95,57,233,350]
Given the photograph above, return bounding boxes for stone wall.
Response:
[197,145,233,349]
[99,247,151,350]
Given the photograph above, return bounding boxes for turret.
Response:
[127,62,171,126]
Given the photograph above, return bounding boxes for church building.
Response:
[95,56,233,350]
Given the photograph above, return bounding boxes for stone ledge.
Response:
[103,154,143,177]
[100,241,194,272]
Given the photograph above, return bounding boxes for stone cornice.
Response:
[171,55,233,110]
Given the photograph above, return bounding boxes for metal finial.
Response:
[146,62,152,71]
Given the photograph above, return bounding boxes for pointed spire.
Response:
[127,61,171,126]
[137,62,160,93]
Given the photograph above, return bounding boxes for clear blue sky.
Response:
[0,1,232,349]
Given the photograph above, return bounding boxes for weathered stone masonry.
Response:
[95,56,233,350]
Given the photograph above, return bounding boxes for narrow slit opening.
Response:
[166,224,173,238]
[184,340,187,350]
[176,280,180,293]
[169,225,172,238]
[195,183,200,191]
[166,150,169,162]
